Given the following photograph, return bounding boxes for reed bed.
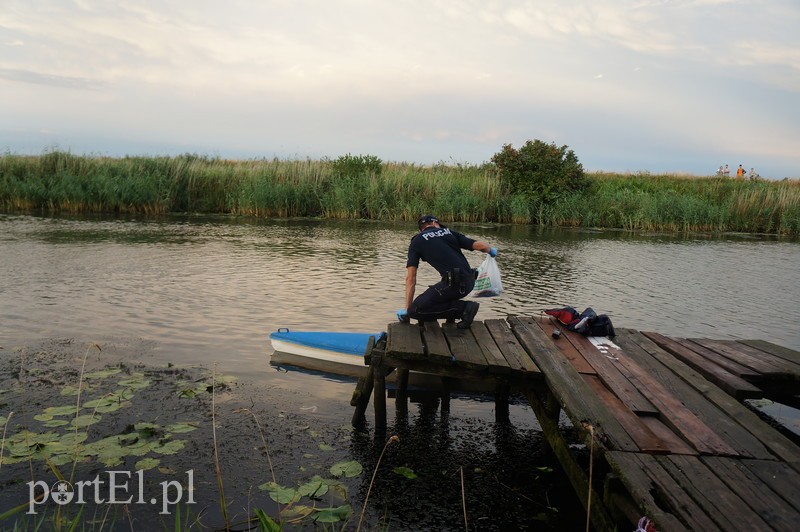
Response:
[2,152,798,235]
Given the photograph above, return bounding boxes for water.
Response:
[1,213,799,528]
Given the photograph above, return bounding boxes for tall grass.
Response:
[2,152,799,235]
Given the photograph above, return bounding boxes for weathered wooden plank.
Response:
[741,459,800,513]
[606,451,715,531]
[508,315,638,451]
[566,330,658,415]
[531,315,596,375]
[470,321,512,374]
[582,375,670,454]
[701,456,799,531]
[716,339,800,380]
[674,338,762,380]
[610,340,738,456]
[441,323,489,371]
[647,455,743,530]
[639,416,698,456]
[666,455,772,530]
[621,330,799,465]
[741,339,800,367]
[386,322,425,359]
[485,319,540,375]
[691,338,794,378]
[421,321,453,364]
[642,331,764,399]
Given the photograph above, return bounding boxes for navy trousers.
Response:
[408,276,475,322]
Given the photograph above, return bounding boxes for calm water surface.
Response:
[3,213,798,364]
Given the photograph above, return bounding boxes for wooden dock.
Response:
[350,315,800,531]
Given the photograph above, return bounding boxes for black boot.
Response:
[457,301,480,329]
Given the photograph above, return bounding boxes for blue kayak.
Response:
[269,329,385,375]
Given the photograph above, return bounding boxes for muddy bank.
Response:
[0,337,583,530]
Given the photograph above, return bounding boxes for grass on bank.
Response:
[1,151,799,235]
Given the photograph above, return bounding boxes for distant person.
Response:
[736,164,745,178]
[723,164,730,177]
[717,165,724,176]
[399,215,496,329]
[750,167,758,179]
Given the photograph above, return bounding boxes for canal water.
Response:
[1,213,799,529]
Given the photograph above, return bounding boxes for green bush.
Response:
[331,154,382,179]
[491,140,587,204]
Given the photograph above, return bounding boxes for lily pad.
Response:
[330,460,363,478]
[152,439,185,455]
[42,405,79,417]
[69,414,102,429]
[60,385,84,396]
[42,419,70,428]
[298,477,328,498]
[318,443,335,452]
[165,422,200,433]
[83,368,122,379]
[135,457,160,470]
[259,482,300,505]
[393,466,417,479]
[313,505,352,523]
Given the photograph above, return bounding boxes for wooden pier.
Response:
[350,315,800,531]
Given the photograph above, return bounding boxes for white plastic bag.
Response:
[469,256,503,297]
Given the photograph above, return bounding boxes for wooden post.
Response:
[373,352,387,433]
[495,381,510,423]
[351,365,376,426]
[396,368,409,417]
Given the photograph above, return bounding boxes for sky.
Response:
[1,1,799,179]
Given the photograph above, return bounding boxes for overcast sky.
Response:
[2,0,798,178]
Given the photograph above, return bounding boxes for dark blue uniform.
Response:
[406,226,476,321]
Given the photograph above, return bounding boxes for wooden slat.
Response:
[717,339,800,380]
[582,375,670,454]
[610,339,738,456]
[650,455,742,530]
[386,322,425,359]
[741,339,800,367]
[741,459,800,513]
[531,316,596,375]
[484,319,540,375]
[566,330,658,415]
[607,451,717,531]
[665,455,771,530]
[508,315,638,451]
[643,331,763,399]
[674,338,762,380]
[639,416,698,456]
[621,330,797,464]
[420,321,452,364]
[691,338,794,377]
[441,323,489,371]
[470,321,512,374]
[701,456,799,531]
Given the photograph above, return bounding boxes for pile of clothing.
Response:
[544,306,616,337]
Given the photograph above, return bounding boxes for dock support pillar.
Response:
[495,381,511,423]
[351,364,375,427]
[373,352,387,434]
[396,368,409,417]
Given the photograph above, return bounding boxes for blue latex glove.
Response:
[489,247,498,257]
[396,309,410,323]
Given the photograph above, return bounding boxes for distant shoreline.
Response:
[2,152,798,236]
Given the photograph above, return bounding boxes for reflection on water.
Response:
[2,214,799,416]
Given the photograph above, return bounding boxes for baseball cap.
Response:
[417,215,440,230]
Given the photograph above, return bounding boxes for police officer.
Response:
[399,215,497,329]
